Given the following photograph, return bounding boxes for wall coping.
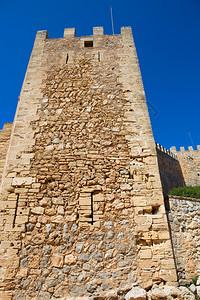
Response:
[169,195,200,203]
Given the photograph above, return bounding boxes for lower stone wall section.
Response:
[168,196,200,284]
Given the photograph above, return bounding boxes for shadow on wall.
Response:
[156,146,185,200]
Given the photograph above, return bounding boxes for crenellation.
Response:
[156,143,177,159]
[93,26,104,36]
[64,27,76,37]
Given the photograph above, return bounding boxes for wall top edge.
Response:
[170,145,200,152]
[169,195,200,202]
[36,26,132,40]
[155,142,177,159]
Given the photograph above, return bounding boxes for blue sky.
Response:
[0,0,200,150]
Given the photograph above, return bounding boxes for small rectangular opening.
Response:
[66,54,69,64]
[84,40,93,48]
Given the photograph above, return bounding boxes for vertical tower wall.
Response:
[0,27,177,298]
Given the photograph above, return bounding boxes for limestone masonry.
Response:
[0,27,199,299]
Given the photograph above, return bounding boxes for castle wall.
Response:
[168,196,200,284]
[170,146,200,186]
[0,27,177,299]
[0,123,12,184]
[156,144,185,198]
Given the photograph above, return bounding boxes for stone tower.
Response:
[0,27,177,299]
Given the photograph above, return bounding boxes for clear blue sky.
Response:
[0,0,200,150]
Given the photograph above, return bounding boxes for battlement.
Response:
[170,145,200,152]
[36,26,132,40]
[156,142,177,159]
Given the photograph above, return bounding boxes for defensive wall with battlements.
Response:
[170,146,200,187]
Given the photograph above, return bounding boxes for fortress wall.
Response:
[0,27,177,298]
[156,144,185,198]
[170,146,200,186]
[0,123,12,184]
[168,196,200,284]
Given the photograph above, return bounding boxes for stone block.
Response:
[93,192,104,202]
[0,292,13,300]
[161,259,176,269]
[3,268,17,279]
[93,27,104,35]
[16,268,28,278]
[31,206,44,215]
[158,231,170,240]
[125,286,147,300]
[131,196,147,207]
[12,176,35,186]
[65,254,76,265]
[51,255,63,268]
[15,215,29,224]
[79,197,91,206]
[152,223,168,231]
[64,28,76,37]
[139,249,152,259]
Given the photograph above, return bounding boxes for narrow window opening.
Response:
[13,194,19,228]
[98,52,100,62]
[66,54,69,64]
[90,192,94,225]
[84,40,93,48]
[152,206,159,215]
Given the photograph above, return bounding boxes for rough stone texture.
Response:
[125,286,147,299]
[168,196,200,284]
[0,27,177,298]
[148,285,181,299]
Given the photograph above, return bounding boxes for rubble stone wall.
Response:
[0,122,12,184]
[168,196,200,284]
[170,146,200,186]
[0,27,177,299]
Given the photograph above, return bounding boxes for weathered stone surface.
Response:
[65,254,76,265]
[31,207,44,215]
[168,195,200,281]
[125,286,147,300]
[149,285,180,299]
[178,286,195,300]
